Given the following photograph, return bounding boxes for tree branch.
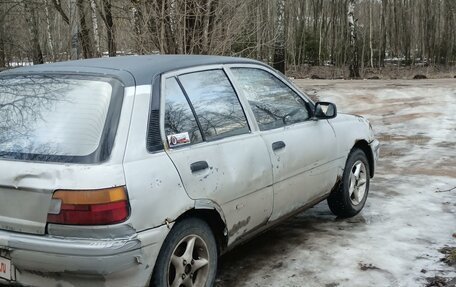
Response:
[51,0,69,25]
[435,186,456,193]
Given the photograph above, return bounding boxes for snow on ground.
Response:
[216,79,456,287]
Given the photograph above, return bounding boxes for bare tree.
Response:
[100,0,116,56]
[76,0,93,58]
[369,0,373,68]
[273,0,286,73]
[69,0,78,59]
[52,0,70,24]
[0,0,455,75]
[90,0,101,57]
[379,0,387,67]
[43,0,55,61]
[348,0,360,78]
[22,0,44,64]
[0,3,6,67]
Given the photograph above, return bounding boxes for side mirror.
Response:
[314,102,337,119]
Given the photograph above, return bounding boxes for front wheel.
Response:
[327,148,370,218]
[151,218,218,287]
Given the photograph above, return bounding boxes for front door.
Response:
[229,67,338,221]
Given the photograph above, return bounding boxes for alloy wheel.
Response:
[348,160,367,206]
[167,235,210,287]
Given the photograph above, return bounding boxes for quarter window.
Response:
[164,78,203,147]
[178,70,249,140]
[231,68,310,131]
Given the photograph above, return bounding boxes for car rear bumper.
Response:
[0,224,170,286]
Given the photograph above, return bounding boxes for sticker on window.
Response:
[167,132,191,147]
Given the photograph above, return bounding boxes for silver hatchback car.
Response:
[0,55,379,287]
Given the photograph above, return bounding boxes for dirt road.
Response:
[216,79,456,287]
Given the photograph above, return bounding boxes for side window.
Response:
[178,70,249,141]
[230,68,310,131]
[164,78,203,147]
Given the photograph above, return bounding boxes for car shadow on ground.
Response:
[215,203,353,287]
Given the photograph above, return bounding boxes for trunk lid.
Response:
[0,162,55,234]
[0,186,53,234]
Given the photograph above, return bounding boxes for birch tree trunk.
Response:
[330,0,335,65]
[273,0,286,73]
[256,3,261,59]
[348,0,360,78]
[183,1,187,54]
[44,0,55,61]
[131,4,143,54]
[164,1,176,54]
[90,0,101,57]
[361,9,366,73]
[318,8,322,65]
[379,0,387,67]
[369,0,374,68]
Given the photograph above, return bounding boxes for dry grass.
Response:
[440,247,456,266]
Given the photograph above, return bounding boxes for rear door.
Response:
[162,67,273,244]
[229,67,338,221]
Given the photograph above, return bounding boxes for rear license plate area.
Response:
[0,252,14,282]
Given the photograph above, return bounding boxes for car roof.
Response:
[1,55,265,86]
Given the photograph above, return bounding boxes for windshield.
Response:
[0,74,122,163]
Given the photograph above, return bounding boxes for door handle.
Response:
[272,141,286,151]
[190,161,209,173]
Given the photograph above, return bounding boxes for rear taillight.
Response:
[47,187,130,225]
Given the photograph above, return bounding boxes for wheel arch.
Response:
[352,140,375,178]
[174,202,228,255]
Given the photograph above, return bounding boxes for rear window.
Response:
[0,74,123,163]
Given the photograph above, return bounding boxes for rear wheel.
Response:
[327,148,370,218]
[151,217,217,287]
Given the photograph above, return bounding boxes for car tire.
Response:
[151,217,218,287]
[327,148,370,218]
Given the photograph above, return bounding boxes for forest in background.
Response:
[0,0,455,78]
